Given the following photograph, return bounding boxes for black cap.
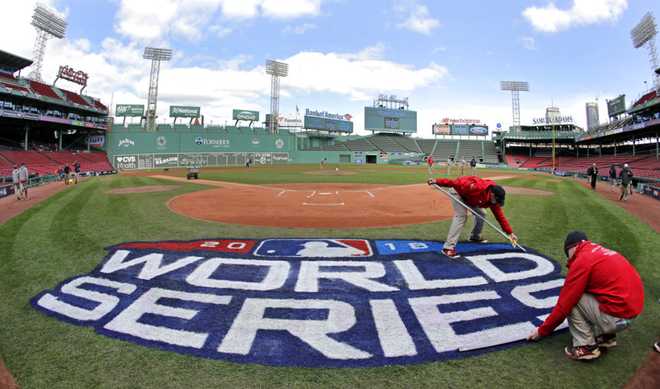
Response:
[564,230,588,256]
[491,185,506,206]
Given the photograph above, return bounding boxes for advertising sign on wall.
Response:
[607,95,626,117]
[450,124,470,135]
[469,126,489,136]
[115,104,144,117]
[304,109,353,133]
[432,124,450,135]
[170,106,201,118]
[304,115,353,133]
[232,109,259,121]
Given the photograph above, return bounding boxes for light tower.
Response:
[29,4,67,81]
[631,12,659,92]
[266,60,288,133]
[500,81,529,131]
[143,47,172,131]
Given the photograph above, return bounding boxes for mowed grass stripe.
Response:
[0,168,658,389]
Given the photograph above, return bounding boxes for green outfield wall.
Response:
[106,126,405,169]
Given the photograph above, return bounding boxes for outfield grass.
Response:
[0,165,658,389]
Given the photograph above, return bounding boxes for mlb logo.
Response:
[254,239,372,257]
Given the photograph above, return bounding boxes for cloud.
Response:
[396,2,440,35]
[283,23,317,35]
[523,0,628,33]
[521,36,536,50]
[209,25,233,38]
[2,1,446,130]
[115,0,323,42]
[282,46,448,101]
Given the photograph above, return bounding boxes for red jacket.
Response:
[538,241,644,337]
[433,176,513,234]
[427,156,434,166]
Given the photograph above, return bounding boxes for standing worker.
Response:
[619,164,634,201]
[11,164,21,200]
[427,175,517,258]
[527,231,644,361]
[586,163,599,190]
[470,156,477,176]
[74,160,81,184]
[608,165,617,189]
[63,164,71,185]
[426,155,434,172]
[18,162,29,200]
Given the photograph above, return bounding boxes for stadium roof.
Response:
[0,50,33,73]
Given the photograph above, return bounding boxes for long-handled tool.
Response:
[430,183,526,252]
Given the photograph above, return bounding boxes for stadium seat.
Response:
[60,88,91,107]
[29,80,62,100]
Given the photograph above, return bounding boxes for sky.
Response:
[2,0,659,136]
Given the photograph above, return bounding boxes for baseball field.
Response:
[1,164,658,388]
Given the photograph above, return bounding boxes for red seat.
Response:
[61,89,91,106]
[29,80,62,100]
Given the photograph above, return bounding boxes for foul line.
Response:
[302,202,345,207]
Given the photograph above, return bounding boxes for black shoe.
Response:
[596,334,617,349]
[469,236,489,243]
[653,341,660,353]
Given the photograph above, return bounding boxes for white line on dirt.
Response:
[366,191,375,198]
[277,190,287,197]
[319,192,333,195]
[302,202,345,206]
[306,191,317,199]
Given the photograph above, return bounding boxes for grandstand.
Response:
[0,49,112,181]
[501,87,660,182]
[417,139,436,155]
[431,140,458,161]
[368,134,406,152]
[306,134,499,164]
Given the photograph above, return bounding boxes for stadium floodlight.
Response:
[500,81,529,92]
[143,47,173,131]
[631,12,657,49]
[266,60,288,133]
[143,47,173,61]
[631,12,659,91]
[29,4,67,81]
[500,81,530,131]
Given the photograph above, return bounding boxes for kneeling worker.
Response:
[427,176,517,258]
[527,231,644,360]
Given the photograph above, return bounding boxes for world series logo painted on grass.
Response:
[31,238,568,367]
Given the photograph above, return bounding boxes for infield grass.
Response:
[0,165,658,389]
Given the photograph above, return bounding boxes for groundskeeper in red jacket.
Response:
[537,241,644,337]
[432,176,513,234]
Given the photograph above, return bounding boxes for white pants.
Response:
[443,191,485,250]
[568,294,629,346]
